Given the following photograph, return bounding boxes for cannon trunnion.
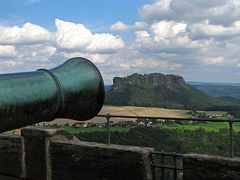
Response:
[0,57,105,132]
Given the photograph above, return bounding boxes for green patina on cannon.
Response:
[0,57,105,132]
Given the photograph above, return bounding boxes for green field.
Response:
[160,122,240,132]
[61,121,240,134]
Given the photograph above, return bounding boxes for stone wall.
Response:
[0,127,153,180]
[0,135,23,178]
[183,154,240,180]
[50,141,152,180]
[1,127,240,180]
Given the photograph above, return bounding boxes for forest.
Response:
[75,127,240,157]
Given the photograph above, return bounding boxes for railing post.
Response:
[161,151,164,180]
[229,119,233,158]
[173,152,177,180]
[150,153,156,180]
[106,113,111,146]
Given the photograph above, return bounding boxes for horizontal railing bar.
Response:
[0,173,22,179]
[97,114,240,123]
[151,164,183,170]
[151,151,183,157]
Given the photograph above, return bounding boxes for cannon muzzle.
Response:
[0,57,105,132]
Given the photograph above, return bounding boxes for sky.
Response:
[0,0,240,84]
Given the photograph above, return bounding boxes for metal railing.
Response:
[151,151,183,180]
[97,114,240,158]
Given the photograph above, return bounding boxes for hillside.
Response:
[189,82,240,100]
[105,73,231,110]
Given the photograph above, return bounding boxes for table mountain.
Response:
[105,73,231,110]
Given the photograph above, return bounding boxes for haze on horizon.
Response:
[0,0,240,84]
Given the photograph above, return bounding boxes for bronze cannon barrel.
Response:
[0,57,105,132]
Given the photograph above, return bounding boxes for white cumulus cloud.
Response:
[110,21,129,31]
[56,19,124,53]
[135,31,151,42]
[151,21,187,41]
[132,21,191,53]
[111,21,147,31]
[17,45,57,62]
[118,57,183,71]
[140,0,240,25]
[190,20,240,38]
[0,45,17,57]
[87,33,124,53]
[131,58,183,70]
[0,22,54,45]
[140,0,172,21]
[55,19,93,49]
[203,56,225,65]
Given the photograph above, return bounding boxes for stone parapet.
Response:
[0,127,153,180]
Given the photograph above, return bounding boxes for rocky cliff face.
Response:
[113,73,185,89]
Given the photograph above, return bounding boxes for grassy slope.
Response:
[191,84,240,99]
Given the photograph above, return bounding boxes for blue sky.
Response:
[0,0,240,84]
[0,0,147,30]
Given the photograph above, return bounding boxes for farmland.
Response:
[47,105,226,125]
[42,105,240,134]
[40,105,193,126]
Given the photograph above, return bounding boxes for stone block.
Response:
[0,135,22,178]
[50,141,153,180]
[183,154,240,180]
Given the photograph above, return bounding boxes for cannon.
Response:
[0,57,105,133]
